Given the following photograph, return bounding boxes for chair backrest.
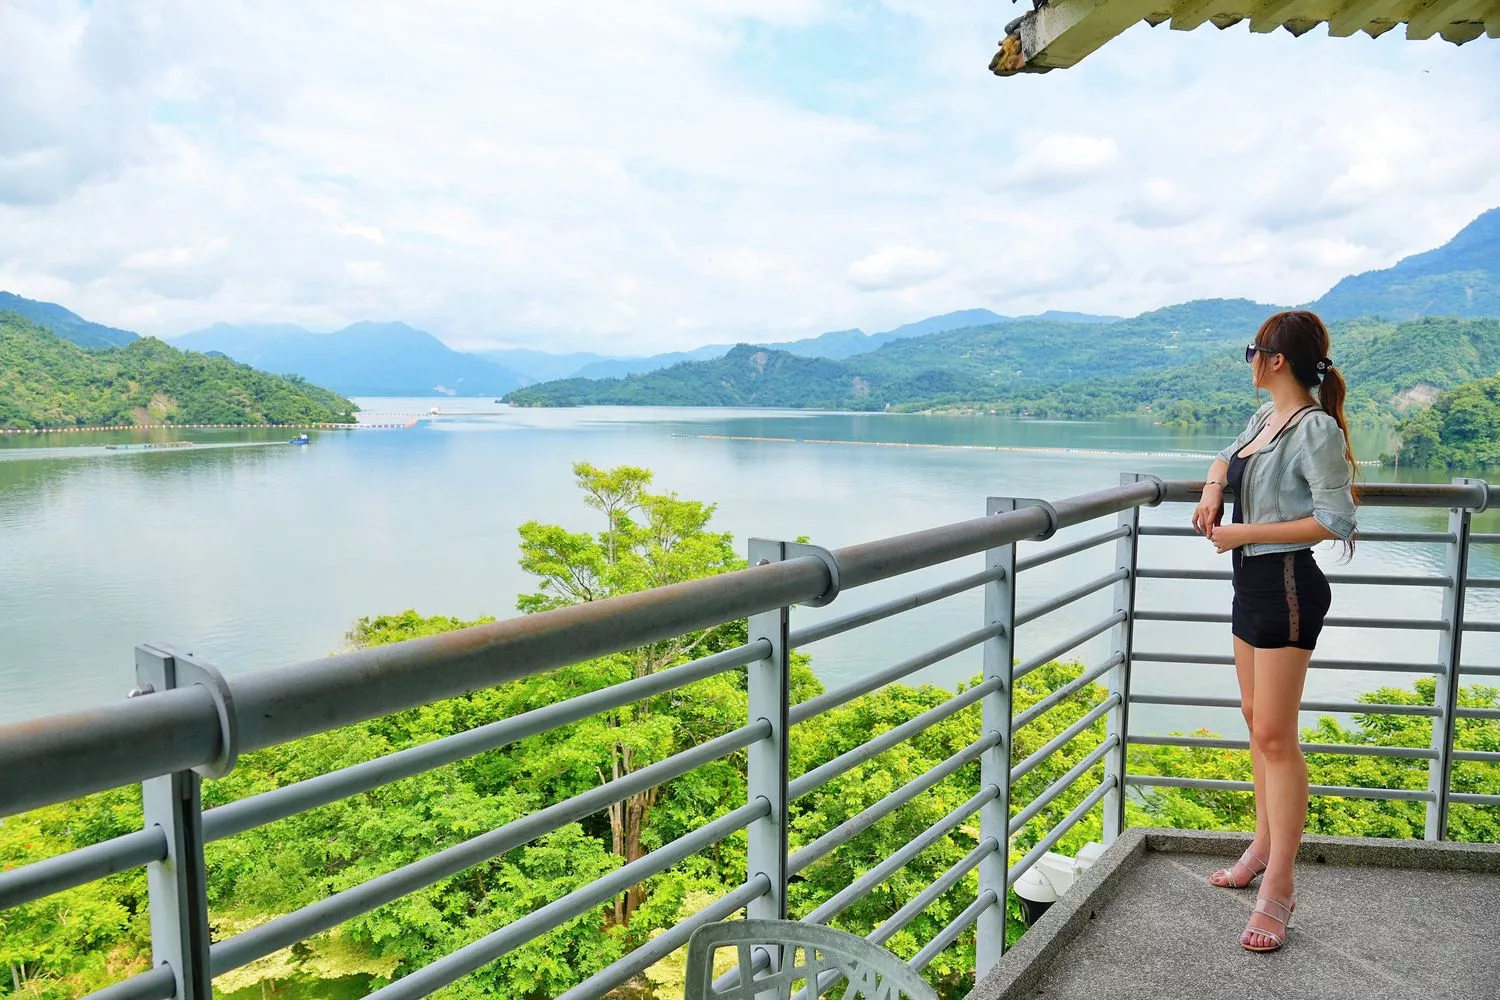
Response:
[684,919,940,1000]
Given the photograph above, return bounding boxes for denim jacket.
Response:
[1215,400,1357,557]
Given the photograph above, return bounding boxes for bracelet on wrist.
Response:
[1203,480,1227,491]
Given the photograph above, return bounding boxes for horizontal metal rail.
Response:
[1471,533,1500,544]
[1125,774,1434,802]
[1010,696,1120,783]
[802,787,998,925]
[1461,664,1500,677]
[1012,613,1125,682]
[1132,651,1443,674]
[204,640,767,843]
[1008,738,1117,837]
[909,889,996,973]
[868,839,998,947]
[84,965,176,1000]
[0,827,166,911]
[1134,610,1447,631]
[1467,578,1500,589]
[1131,734,1440,760]
[1451,792,1500,806]
[365,800,770,1000]
[1156,481,1489,509]
[1462,621,1500,633]
[1015,570,1128,628]
[788,733,1000,875]
[556,877,771,1000]
[1016,525,1131,572]
[1135,568,1452,587]
[788,567,1003,648]
[788,624,1001,726]
[1129,694,1441,717]
[1136,525,1457,544]
[211,721,769,974]
[1007,778,1113,888]
[788,678,999,800]
[1457,706,1500,721]
[1453,749,1500,763]
[1012,657,1121,732]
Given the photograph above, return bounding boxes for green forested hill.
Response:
[507,314,1500,428]
[1012,316,1500,423]
[1312,208,1500,321]
[0,291,140,349]
[0,312,357,429]
[506,298,1277,409]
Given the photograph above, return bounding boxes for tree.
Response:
[514,462,754,924]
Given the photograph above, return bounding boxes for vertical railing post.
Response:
[1427,480,1475,840]
[976,498,1018,976]
[135,645,216,1000]
[746,539,792,924]
[1104,474,1143,844]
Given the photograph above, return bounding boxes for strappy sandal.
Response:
[1241,894,1295,953]
[1209,847,1267,889]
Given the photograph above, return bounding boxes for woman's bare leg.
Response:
[1210,637,1270,885]
[1245,645,1313,947]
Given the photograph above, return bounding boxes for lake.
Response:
[4,400,1498,740]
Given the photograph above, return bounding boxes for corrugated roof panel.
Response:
[991,0,1500,76]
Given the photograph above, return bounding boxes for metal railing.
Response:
[1,476,1496,999]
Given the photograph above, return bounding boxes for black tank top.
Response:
[1229,404,1319,525]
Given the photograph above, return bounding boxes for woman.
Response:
[1190,309,1358,953]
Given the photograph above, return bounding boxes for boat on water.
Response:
[289,434,311,445]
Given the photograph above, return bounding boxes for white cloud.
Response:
[847,245,949,291]
[0,2,1496,353]
[1005,134,1121,190]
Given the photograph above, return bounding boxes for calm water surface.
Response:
[4,400,1498,739]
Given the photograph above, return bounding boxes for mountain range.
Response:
[170,321,531,396]
[3,206,1497,403]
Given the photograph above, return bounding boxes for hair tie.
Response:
[1314,357,1334,374]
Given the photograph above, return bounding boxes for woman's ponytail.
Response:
[1318,366,1357,476]
[1318,364,1358,559]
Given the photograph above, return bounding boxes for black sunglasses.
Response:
[1245,344,1278,364]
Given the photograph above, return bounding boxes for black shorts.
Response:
[1231,548,1331,651]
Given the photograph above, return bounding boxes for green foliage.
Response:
[0,788,151,996]
[1397,373,1500,469]
[0,312,358,429]
[1130,677,1500,844]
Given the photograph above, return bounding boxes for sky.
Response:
[1,1,1498,356]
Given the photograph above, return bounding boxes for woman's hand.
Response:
[1208,523,1253,554]
[1192,487,1223,536]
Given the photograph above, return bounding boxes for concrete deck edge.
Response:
[965,828,1500,1000]
[966,827,1149,1000]
[1141,828,1500,873]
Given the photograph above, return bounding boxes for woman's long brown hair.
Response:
[1256,309,1357,556]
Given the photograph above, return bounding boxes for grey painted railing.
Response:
[1,477,1495,999]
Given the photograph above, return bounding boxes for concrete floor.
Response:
[969,829,1500,1000]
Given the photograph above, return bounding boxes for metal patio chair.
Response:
[684,919,940,1000]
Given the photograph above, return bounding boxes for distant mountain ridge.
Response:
[505,298,1279,409]
[0,292,139,349]
[552,308,1120,381]
[1312,208,1500,320]
[0,312,355,429]
[172,322,529,396]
